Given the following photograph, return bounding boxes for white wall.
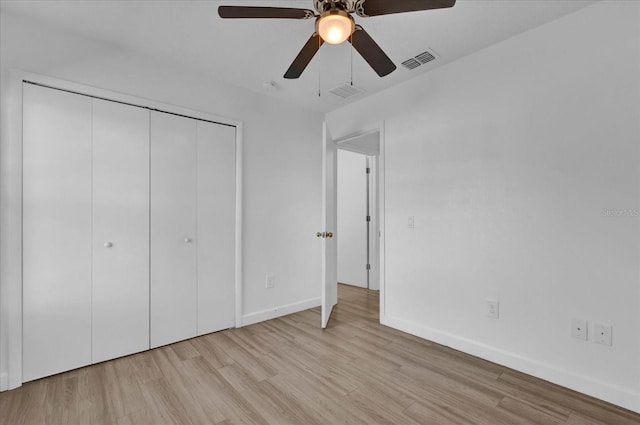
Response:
[337,149,367,287]
[0,10,322,388]
[327,1,640,413]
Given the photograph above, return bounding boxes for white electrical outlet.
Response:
[571,319,588,340]
[593,323,612,346]
[486,300,499,319]
[265,274,275,289]
[408,216,415,229]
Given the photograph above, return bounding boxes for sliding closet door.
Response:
[23,84,93,381]
[92,99,150,363]
[196,121,236,334]
[150,111,197,348]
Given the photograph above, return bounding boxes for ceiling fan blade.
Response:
[349,26,396,77]
[284,33,324,79]
[356,0,455,17]
[218,6,315,19]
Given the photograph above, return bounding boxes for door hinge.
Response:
[366,264,371,270]
[366,167,370,174]
[366,215,371,222]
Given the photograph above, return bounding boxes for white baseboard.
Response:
[0,372,8,391]
[241,297,321,327]
[381,314,640,414]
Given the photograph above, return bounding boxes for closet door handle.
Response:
[184,237,193,243]
[104,242,113,248]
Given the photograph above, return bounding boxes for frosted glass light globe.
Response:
[317,11,354,45]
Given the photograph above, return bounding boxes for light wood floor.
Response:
[1,284,639,425]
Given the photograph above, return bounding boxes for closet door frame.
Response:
[1,70,244,391]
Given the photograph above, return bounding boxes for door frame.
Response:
[0,70,244,390]
[332,123,386,318]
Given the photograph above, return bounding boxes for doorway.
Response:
[336,132,380,291]
[321,123,385,329]
[334,132,382,324]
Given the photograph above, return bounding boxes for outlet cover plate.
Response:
[265,274,275,289]
[486,300,499,319]
[571,319,588,340]
[594,323,612,346]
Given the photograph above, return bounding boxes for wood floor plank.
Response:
[345,387,423,425]
[116,409,154,425]
[140,378,196,425]
[1,283,639,425]
[330,359,420,410]
[189,333,236,369]
[183,359,266,425]
[403,401,478,425]
[208,333,277,383]
[170,340,200,362]
[127,350,164,385]
[266,373,369,425]
[496,396,568,424]
[261,351,355,400]
[495,371,640,425]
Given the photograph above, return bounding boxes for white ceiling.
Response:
[1,0,596,112]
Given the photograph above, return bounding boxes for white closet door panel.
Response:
[150,111,197,348]
[196,121,236,335]
[22,84,93,381]
[92,99,150,363]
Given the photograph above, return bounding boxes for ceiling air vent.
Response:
[415,51,435,64]
[401,49,436,70]
[401,58,421,70]
[329,83,365,99]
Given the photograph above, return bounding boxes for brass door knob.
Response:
[316,232,324,238]
[326,232,333,238]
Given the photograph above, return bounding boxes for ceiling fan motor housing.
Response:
[314,0,367,16]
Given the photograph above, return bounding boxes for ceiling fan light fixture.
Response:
[218,1,457,79]
[316,10,354,45]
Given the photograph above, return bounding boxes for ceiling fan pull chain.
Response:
[350,32,354,86]
[318,33,322,97]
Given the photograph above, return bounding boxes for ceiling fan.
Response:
[218,0,456,79]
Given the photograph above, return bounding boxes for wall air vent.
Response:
[329,83,365,99]
[401,49,437,70]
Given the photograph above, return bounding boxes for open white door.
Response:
[320,122,338,328]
